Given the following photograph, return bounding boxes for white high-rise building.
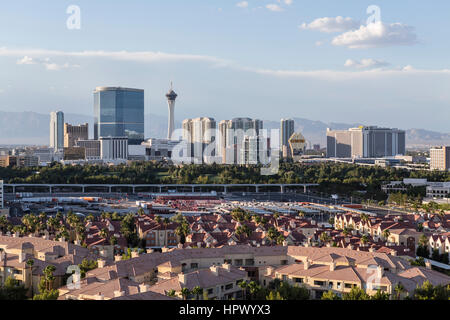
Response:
[50,111,64,150]
[218,118,263,164]
[182,117,217,163]
[166,83,178,140]
[100,137,128,161]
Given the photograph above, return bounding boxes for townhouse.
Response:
[136,215,180,248]
[429,234,450,259]
[84,219,128,259]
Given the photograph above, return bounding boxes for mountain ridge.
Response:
[0,111,449,148]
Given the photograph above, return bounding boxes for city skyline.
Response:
[0,1,449,132]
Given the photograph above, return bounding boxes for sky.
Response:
[0,0,449,132]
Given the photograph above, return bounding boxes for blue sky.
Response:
[0,0,449,132]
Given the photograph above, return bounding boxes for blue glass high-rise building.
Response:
[93,87,145,145]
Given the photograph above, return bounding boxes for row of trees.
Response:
[2,162,449,200]
[169,279,450,301]
[322,281,450,300]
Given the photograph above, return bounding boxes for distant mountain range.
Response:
[0,111,449,149]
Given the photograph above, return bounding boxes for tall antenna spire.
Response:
[166,83,178,140]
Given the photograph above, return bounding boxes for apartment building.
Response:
[218,118,263,164]
[0,235,99,295]
[149,264,248,300]
[182,117,217,164]
[58,245,450,300]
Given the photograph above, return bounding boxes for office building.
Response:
[430,146,450,171]
[50,111,64,150]
[63,147,86,160]
[219,118,263,164]
[166,83,178,140]
[31,148,62,165]
[326,126,406,158]
[0,155,38,168]
[64,123,89,148]
[426,182,450,199]
[182,117,217,163]
[76,140,101,160]
[94,87,144,145]
[280,119,295,159]
[100,137,128,161]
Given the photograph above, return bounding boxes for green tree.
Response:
[342,287,371,300]
[192,286,203,300]
[321,290,341,300]
[181,288,191,300]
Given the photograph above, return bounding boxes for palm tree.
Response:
[99,228,108,241]
[163,218,171,231]
[238,280,248,299]
[361,234,369,245]
[419,234,428,248]
[166,289,176,297]
[273,213,280,228]
[360,213,369,224]
[394,282,406,300]
[382,229,390,242]
[43,265,56,291]
[26,259,34,297]
[438,210,445,221]
[248,281,261,300]
[192,286,203,300]
[319,232,331,245]
[181,287,191,300]
[0,216,9,233]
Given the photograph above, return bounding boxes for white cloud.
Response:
[344,58,390,69]
[266,4,283,12]
[277,0,293,5]
[15,55,79,71]
[5,47,450,81]
[300,16,359,33]
[332,21,417,49]
[17,56,35,65]
[1,48,230,67]
[236,1,248,8]
[237,65,450,81]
